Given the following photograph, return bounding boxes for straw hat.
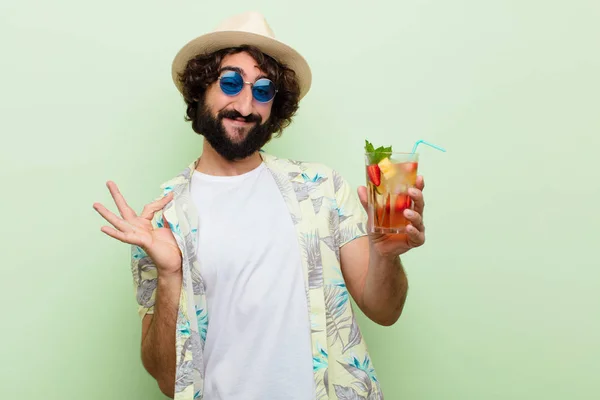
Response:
[171,11,312,100]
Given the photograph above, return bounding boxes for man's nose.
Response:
[233,84,254,117]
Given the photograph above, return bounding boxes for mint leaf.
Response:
[365,140,393,164]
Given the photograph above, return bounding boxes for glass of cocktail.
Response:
[365,149,419,234]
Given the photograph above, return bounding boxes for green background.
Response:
[2,1,599,399]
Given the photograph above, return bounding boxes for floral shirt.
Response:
[130,152,383,399]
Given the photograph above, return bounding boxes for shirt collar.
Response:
[158,150,288,194]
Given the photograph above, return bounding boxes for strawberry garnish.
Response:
[367,164,381,186]
[403,162,418,172]
[395,193,412,212]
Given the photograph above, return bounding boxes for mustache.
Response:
[218,109,262,124]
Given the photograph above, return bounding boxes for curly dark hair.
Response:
[177,45,301,137]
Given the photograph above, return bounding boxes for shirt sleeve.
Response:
[129,209,165,319]
[332,169,368,247]
[130,244,157,319]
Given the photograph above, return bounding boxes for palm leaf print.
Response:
[334,385,366,400]
[325,282,351,347]
[301,233,323,289]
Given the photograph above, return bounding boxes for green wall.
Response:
[2,1,598,399]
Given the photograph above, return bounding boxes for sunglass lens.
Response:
[219,71,243,95]
[252,78,276,102]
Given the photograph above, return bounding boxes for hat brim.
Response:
[171,31,312,100]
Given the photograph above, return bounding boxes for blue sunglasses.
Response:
[218,70,278,103]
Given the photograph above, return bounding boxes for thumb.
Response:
[357,186,368,211]
[140,191,173,220]
[161,210,171,230]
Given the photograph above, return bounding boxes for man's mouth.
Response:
[224,117,254,126]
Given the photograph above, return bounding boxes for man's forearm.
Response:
[361,247,408,326]
[141,270,182,397]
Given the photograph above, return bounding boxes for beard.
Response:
[193,100,274,161]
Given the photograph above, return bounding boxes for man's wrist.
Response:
[157,268,183,283]
[369,243,401,264]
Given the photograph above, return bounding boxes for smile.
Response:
[224,118,254,127]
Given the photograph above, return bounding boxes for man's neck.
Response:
[195,139,263,176]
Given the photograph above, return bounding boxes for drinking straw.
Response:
[412,140,446,154]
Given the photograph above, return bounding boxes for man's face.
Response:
[195,51,276,161]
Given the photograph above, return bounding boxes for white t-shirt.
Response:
[190,162,315,400]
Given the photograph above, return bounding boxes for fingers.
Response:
[415,175,425,191]
[106,181,136,220]
[404,185,426,247]
[405,224,425,247]
[408,186,425,217]
[100,225,142,246]
[94,202,144,246]
[141,192,174,220]
[93,202,135,233]
[404,208,424,233]
[357,186,368,211]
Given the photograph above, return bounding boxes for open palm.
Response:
[93,181,182,274]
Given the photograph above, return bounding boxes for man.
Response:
[93,11,426,400]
